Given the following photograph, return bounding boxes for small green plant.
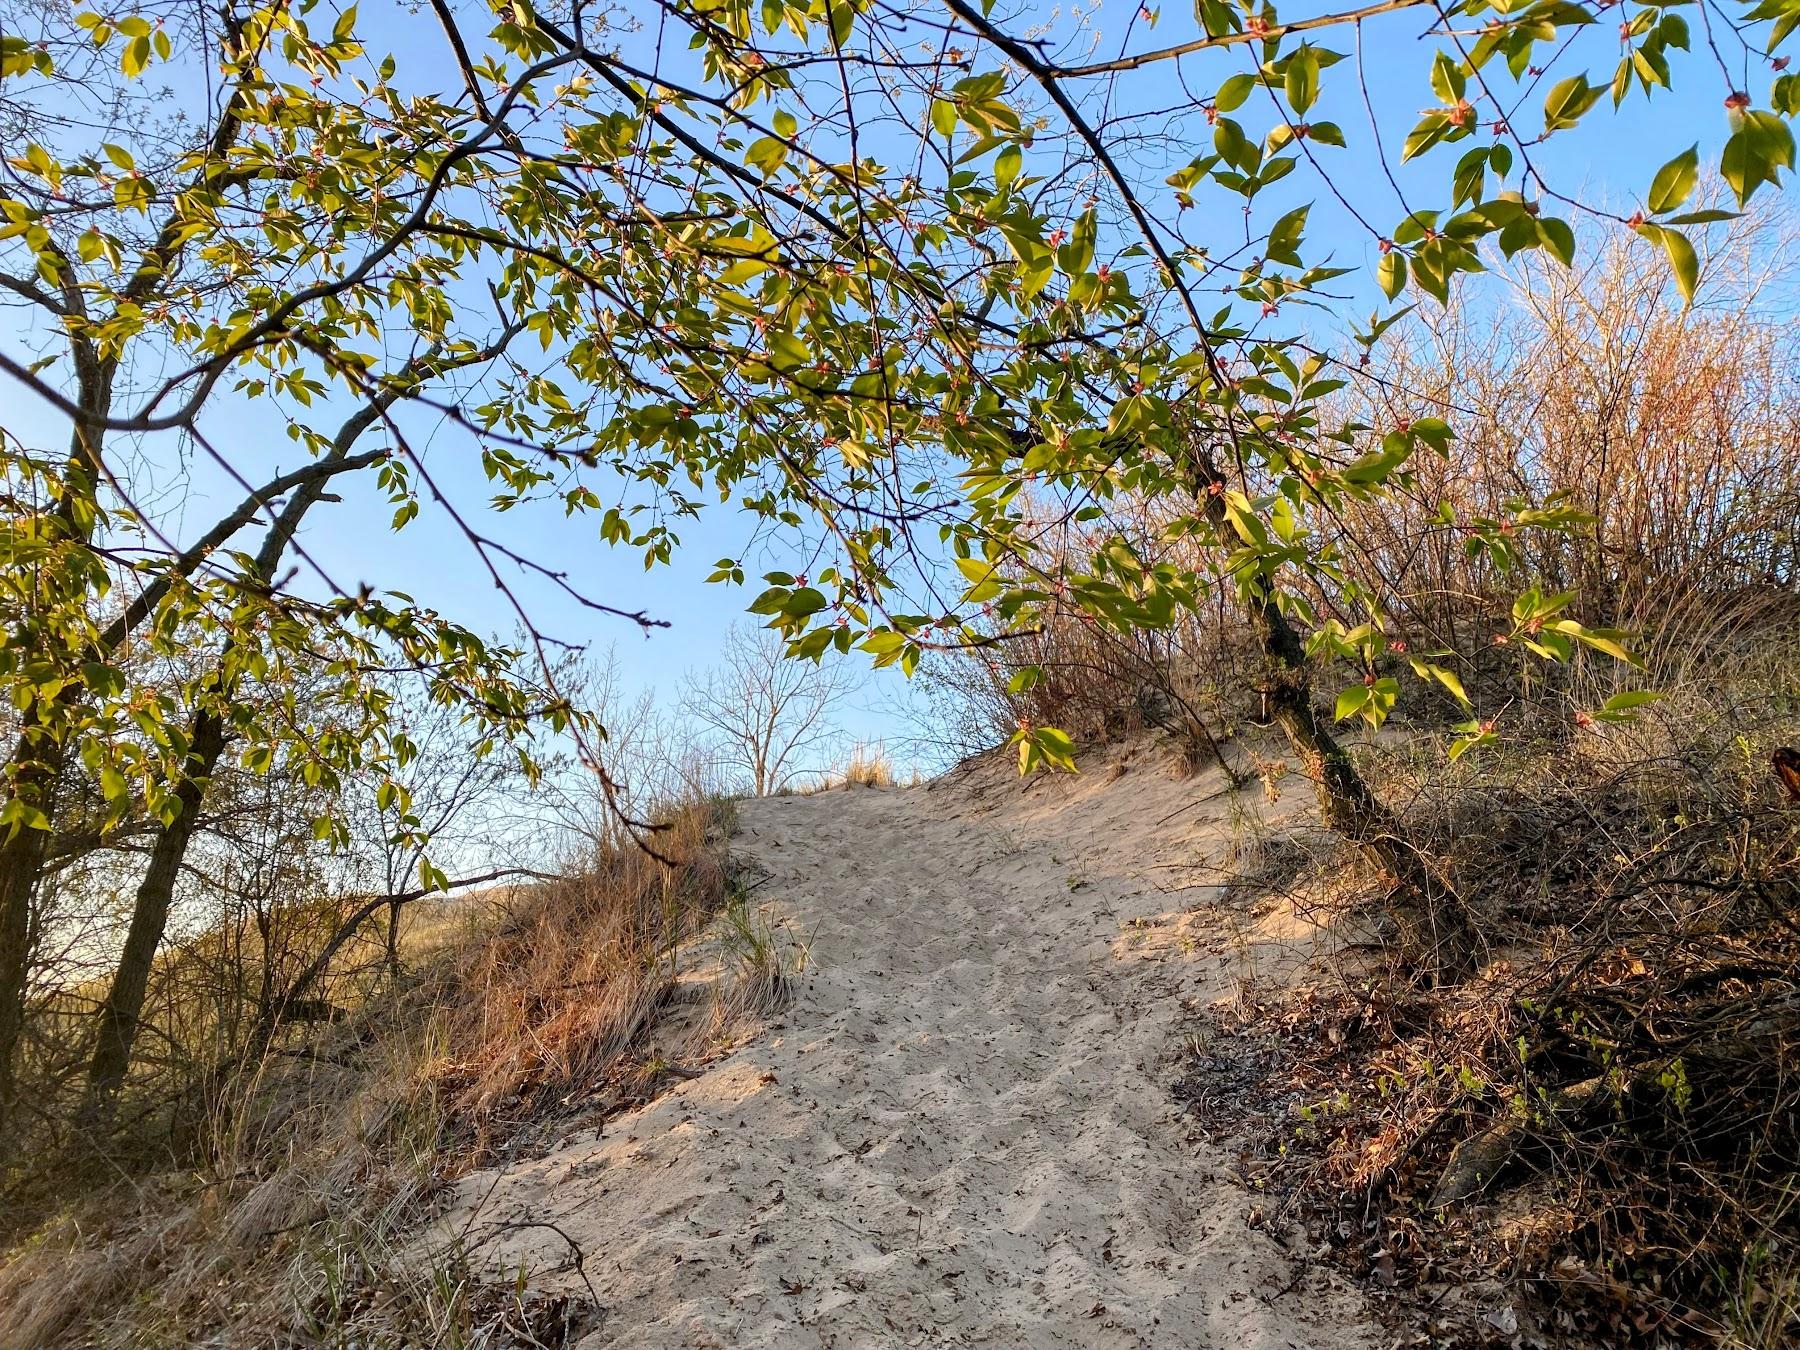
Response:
[717,884,803,1008]
[1726,1241,1800,1349]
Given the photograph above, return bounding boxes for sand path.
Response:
[440,747,1377,1349]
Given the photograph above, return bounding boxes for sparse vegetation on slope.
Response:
[0,796,791,1348]
[1181,659,1800,1343]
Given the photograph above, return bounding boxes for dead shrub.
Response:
[1327,211,1800,709]
[924,564,1248,774]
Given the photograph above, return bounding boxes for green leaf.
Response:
[1377,251,1406,299]
[120,33,150,76]
[1425,666,1468,709]
[1547,620,1639,665]
[1035,726,1076,766]
[1430,51,1465,104]
[746,136,788,177]
[1721,112,1794,206]
[1448,728,1495,762]
[995,143,1021,189]
[1265,204,1308,267]
[1647,144,1698,214]
[1006,665,1042,694]
[1013,724,1077,774]
[767,328,811,368]
[1400,110,1451,162]
[955,554,1004,602]
[1285,45,1319,115]
[827,0,854,45]
[781,586,828,617]
[1658,224,1698,302]
[1537,216,1575,266]
[1214,73,1257,111]
[1451,146,1489,207]
[1213,117,1258,173]
[1542,74,1601,132]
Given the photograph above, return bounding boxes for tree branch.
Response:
[1048,0,1440,77]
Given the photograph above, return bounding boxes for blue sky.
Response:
[0,0,1776,761]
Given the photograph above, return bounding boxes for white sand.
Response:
[435,743,1377,1348]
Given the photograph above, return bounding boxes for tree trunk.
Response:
[1246,584,1475,975]
[0,761,58,1134]
[1185,445,1477,978]
[0,379,111,1139]
[73,385,411,1127]
[67,341,491,1131]
[79,708,227,1126]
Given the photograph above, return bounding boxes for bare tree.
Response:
[537,648,706,852]
[351,680,541,980]
[679,625,848,797]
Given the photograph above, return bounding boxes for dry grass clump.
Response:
[430,798,735,1132]
[0,796,784,1348]
[1181,636,1800,1345]
[786,741,916,791]
[840,741,896,787]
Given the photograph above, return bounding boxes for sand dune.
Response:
[436,743,1375,1348]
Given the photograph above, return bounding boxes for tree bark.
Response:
[79,708,227,1122]
[0,342,112,1137]
[1184,443,1477,979]
[0,765,57,1130]
[1245,580,1476,976]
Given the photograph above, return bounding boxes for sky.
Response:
[0,0,1778,766]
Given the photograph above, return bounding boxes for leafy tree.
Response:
[3,0,1796,1123]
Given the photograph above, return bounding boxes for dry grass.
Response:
[782,741,908,792]
[0,795,790,1348]
[430,799,731,1127]
[839,741,896,788]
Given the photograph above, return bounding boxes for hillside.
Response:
[431,742,1382,1348]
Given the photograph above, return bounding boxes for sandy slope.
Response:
[436,743,1378,1349]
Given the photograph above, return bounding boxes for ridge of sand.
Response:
[435,743,1377,1349]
